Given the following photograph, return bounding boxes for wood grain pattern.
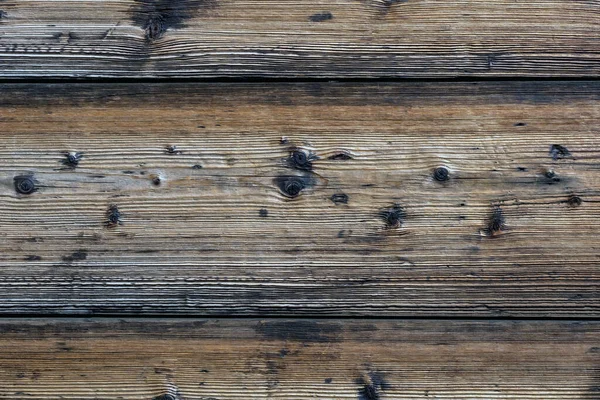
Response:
[0,81,599,316]
[0,318,598,399]
[0,0,599,78]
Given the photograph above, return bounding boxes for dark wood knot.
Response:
[567,195,582,207]
[14,175,35,194]
[433,166,449,182]
[283,178,304,197]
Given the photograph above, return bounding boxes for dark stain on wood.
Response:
[62,250,88,263]
[309,12,333,22]
[192,164,203,169]
[514,122,527,127]
[14,175,36,195]
[325,378,333,384]
[331,193,349,205]
[24,255,42,261]
[62,152,83,168]
[259,208,268,217]
[132,0,216,41]
[255,320,341,343]
[379,203,405,228]
[486,206,505,236]
[106,204,122,227]
[549,144,571,160]
[543,169,561,185]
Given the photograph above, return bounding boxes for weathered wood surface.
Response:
[1,81,599,316]
[0,0,599,78]
[0,318,598,399]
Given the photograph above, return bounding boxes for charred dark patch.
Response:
[433,166,449,182]
[309,12,333,22]
[288,149,317,171]
[24,255,42,261]
[62,250,87,263]
[106,204,122,227]
[549,144,571,160]
[62,152,83,168]
[357,372,388,400]
[567,195,582,207]
[192,164,203,169]
[543,169,561,184]
[165,145,182,155]
[379,203,405,228]
[274,175,313,198]
[132,0,215,41]
[328,152,353,161]
[14,175,36,195]
[330,193,349,205]
[486,206,505,236]
[256,320,341,343]
[259,208,268,217]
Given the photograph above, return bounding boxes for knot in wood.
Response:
[14,175,35,194]
[433,166,449,182]
[145,14,166,41]
[567,195,582,207]
[283,177,304,197]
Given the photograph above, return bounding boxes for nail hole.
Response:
[152,176,161,186]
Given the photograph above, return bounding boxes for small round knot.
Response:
[152,176,161,186]
[14,176,35,194]
[283,178,304,197]
[433,167,449,182]
[567,195,582,207]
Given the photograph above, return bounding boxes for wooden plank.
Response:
[0,81,599,316]
[0,318,598,399]
[0,0,598,78]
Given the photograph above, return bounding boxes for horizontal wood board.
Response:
[0,318,598,399]
[0,81,599,316]
[0,0,599,78]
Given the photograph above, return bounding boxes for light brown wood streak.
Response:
[0,319,598,399]
[0,81,599,316]
[0,0,598,78]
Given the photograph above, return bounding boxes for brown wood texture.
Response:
[0,81,599,316]
[0,0,599,78]
[0,318,598,399]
